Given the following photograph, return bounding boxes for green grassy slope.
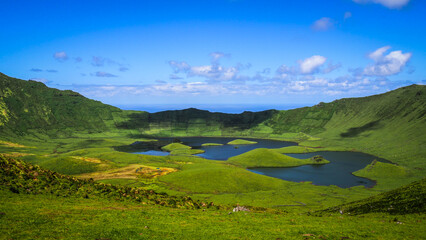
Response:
[3,188,425,240]
[309,85,426,170]
[228,148,329,167]
[316,178,426,215]
[0,73,134,138]
[0,154,204,208]
[1,155,425,239]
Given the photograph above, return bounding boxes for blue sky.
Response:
[1,0,425,111]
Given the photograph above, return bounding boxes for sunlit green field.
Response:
[2,189,425,240]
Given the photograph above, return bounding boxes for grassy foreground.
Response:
[2,189,425,240]
[1,155,425,239]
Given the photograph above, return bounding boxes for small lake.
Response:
[131,137,390,188]
[249,151,390,188]
[132,137,297,159]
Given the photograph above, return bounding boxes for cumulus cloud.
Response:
[46,69,58,73]
[311,17,334,31]
[299,55,327,74]
[368,46,391,61]
[53,51,68,62]
[353,0,410,9]
[168,59,249,83]
[95,71,117,77]
[189,65,240,82]
[69,74,402,101]
[157,52,410,100]
[363,46,412,76]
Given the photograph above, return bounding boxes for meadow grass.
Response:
[161,142,191,152]
[227,148,329,168]
[1,189,425,240]
[227,139,257,145]
[201,143,224,146]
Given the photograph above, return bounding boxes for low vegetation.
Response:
[201,143,224,146]
[0,155,204,209]
[227,139,257,145]
[161,142,205,156]
[316,178,426,215]
[161,143,191,152]
[228,148,329,168]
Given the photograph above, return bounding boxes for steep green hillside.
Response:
[316,178,426,215]
[305,85,426,169]
[0,73,131,138]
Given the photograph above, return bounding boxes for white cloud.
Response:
[168,59,248,82]
[189,65,240,82]
[53,51,68,62]
[353,0,410,9]
[190,65,213,76]
[67,72,410,104]
[311,17,334,31]
[299,55,327,74]
[368,46,391,61]
[363,46,412,76]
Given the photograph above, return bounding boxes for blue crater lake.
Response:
[249,151,390,188]
[133,137,297,159]
[131,137,390,188]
